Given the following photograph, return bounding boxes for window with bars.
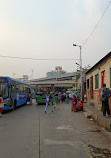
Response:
[95,73,99,89]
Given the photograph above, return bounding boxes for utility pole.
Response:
[80,46,82,101]
[73,44,82,101]
[75,74,76,91]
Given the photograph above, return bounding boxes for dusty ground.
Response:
[0,100,111,158]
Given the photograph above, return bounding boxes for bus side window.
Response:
[19,84,24,93]
[15,83,19,93]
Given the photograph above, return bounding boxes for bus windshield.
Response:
[0,78,8,99]
[36,85,54,94]
[35,84,55,104]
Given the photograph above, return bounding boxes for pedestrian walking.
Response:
[61,92,66,102]
[66,93,69,104]
[71,94,77,111]
[61,93,64,102]
[28,91,32,104]
[45,92,53,113]
[100,83,111,117]
[69,92,72,100]
[63,92,66,102]
[58,92,61,103]
[0,95,3,117]
[54,93,59,110]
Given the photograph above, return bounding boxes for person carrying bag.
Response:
[45,92,53,113]
[100,83,111,117]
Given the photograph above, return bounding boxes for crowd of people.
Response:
[44,90,82,113]
[45,84,111,115]
[45,91,69,113]
[1,83,111,117]
[27,84,111,117]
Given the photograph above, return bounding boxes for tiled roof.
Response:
[86,52,111,74]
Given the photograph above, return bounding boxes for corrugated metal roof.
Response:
[30,72,77,82]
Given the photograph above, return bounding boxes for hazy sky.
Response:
[0,0,111,79]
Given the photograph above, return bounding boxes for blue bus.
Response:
[0,76,30,111]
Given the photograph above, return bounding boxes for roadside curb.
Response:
[84,106,111,129]
[82,144,93,158]
[101,128,111,142]
[84,112,91,119]
[84,105,111,142]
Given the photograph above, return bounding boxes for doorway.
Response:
[90,76,93,99]
[101,70,105,86]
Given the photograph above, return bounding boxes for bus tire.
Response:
[13,100,17,110]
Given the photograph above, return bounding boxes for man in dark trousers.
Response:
[101,83,111,117]
[45,92,53,113]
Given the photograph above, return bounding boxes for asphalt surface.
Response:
[0,100,111,158]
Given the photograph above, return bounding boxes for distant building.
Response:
[46,66,66,77]
[16,75,29,83]
[29,71,80,92]
[55,66,62,71]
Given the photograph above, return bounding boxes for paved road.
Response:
[0,101,111,158]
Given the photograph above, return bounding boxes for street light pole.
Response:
[80,46,82,101]
[73,44,82,101]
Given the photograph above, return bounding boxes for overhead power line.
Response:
[0,54,79,61]
[82,0,111,47]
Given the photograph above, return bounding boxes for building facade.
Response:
[29,72,80,92]
[86,52,111,111]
